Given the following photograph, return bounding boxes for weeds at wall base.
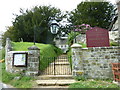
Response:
[1,62,34,88]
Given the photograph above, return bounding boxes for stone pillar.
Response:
[117,1,120,62]
[26,46,40,76]
[71,43,83,76]
[117,1,120,42]
[5,38,12,71]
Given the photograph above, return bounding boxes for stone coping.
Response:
[82,46,120,50]
[8,51,28,53]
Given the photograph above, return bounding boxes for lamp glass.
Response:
[50,24,59,34]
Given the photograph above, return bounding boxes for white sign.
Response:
[13,53,27,66]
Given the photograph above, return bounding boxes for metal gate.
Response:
[40,55,72,75]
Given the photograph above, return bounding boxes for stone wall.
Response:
[6,51,28,73]
[75,34,86,44]
[26,46,40,76]
[109,31,119,43]
[5,38,12,71]
[117,1,120,47]
[71,44,119,79]
[55,38,69,53]
[5,38,40,76]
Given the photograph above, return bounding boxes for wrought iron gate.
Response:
[40,55,72,75]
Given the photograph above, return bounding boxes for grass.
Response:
[0,47,5,60]
[12,42,63,71]
[67,48,72,70]
[1,62,34,88]
[79,43,87,48]
[69,79,119,88]
[12,42,62,57]
[1,42,62,88]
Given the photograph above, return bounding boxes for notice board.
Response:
[86,27,110,47]
[13,53,27,67]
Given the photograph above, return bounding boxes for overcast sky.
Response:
[0,0,116,33]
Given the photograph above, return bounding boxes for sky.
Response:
[0,0,116,34]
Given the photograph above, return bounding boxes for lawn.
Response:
[12,42,63,71]
[12,42,62,57]
[69,79,119,88]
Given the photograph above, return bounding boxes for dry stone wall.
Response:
[71,44,119,79]
[5,38,40,76]
[6,51,28,73]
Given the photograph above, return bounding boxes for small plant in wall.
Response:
[74,75,87,81]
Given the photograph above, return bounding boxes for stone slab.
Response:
[56,80,76,85]
[36,80,57,85]
[36,79,76,86]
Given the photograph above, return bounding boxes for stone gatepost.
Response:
[71,43,83,76]
[26,45,40,76]
[5,38,12,71]
[117,1,120,62]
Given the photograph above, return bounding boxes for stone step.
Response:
[50,62,70,65]
[37,75,73,80]
[34,85,69,88]
[36,79,76,86]
[58,55,68,57]
[55,58,69,61]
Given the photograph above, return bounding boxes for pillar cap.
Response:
[71,43,82,48]
[28,45,40,50]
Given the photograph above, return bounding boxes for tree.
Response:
[69,1,115,29]
[5,5,64,44]
[2,26,15,46]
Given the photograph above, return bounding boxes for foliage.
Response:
[1,63,33,88]
[74,76,87,81]
[2,26,14,46]
[0,47,5,60]
[67,31,79,46]
[78,43,87,48]
[1,48,5,59]
[69,79,119,88]
[67,23,92,46]
[2,5,64,45]
[69,1,115,29]
[73,24,92,34]
[110,42,119,46]
[67,49,72,70]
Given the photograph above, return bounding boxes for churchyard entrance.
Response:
[40,54,72,75]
